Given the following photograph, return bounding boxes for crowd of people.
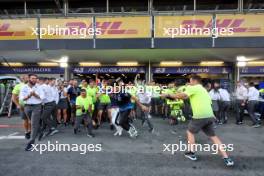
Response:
[10,73,264,167]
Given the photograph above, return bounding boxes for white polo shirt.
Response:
[19,84,44,105]
[247,86,259,101]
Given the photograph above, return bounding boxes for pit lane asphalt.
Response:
[0,115,263,176]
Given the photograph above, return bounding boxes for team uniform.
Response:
[137,86,154,132]
[19,83,44,150]
[114,92,138,137]
[38,83,59,140]
[74,95,95,137]
[184,84,215,136]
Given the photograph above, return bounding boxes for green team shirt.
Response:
[99,93,111,104]
[162,88,175,104]
[86,86,98,103]
[184,84,214,119]
[12,82,25,106]
[76,95,93,116]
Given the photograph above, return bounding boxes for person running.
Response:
[114,78,148,138]
[12,75,31,139]
[161,75,234,167]
[74,89,95,138]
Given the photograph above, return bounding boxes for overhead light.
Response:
[60,62,68,68]
[79,62,101,66]
[237,61,247,67]
[117,61,138,66]
[236,56,249,62]
[38,62,59,66]
[1,62,24,67]
[200,61,224,66]
[59,56,69,63]
[160,61,182,66]
[247,61,264,66]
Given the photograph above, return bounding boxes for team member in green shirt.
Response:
[97,80,113,129]
[11,75,31,139]
[162,75,234,167]
[74,89,95,138]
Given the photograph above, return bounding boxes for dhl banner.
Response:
[40,18,93,39]
[96,16,151,38]
[0,19,37,40]
[216,14,264,37]
[155,15,213,38]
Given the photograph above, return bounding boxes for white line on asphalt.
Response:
[0,132,24,140]
[8,132,19,136]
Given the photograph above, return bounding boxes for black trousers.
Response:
[119,109,132,131]
[219,101,230,122]
[235,100,246,123]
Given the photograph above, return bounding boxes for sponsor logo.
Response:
[0,23,25,36]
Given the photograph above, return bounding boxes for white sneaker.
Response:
[128,126,138,138]
[114,127,123,136]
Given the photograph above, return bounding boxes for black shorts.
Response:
[151,97,161,106]
[188,118,215,137]
[20,109,27,120]
[97,103,111,111]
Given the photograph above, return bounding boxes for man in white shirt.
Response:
[209,82,221,123]
[235,81,248,124]
[38,77,59,141]
[219,88,231,124]
[19,74,44,151]
[247,82,261,127]
[137,84,154,133]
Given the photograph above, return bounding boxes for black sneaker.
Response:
[74,128,77,134]
[45,130,52,137]
[184,151,198,161]
[25,132,31,140]
[223,158,234,167]
[110,124,114,131]
[38,131,44,141]
[25,141,34,151]
[149,127,154,133]
[49,129,59,136]
[236,121,243,125]
[87,133,95,138]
